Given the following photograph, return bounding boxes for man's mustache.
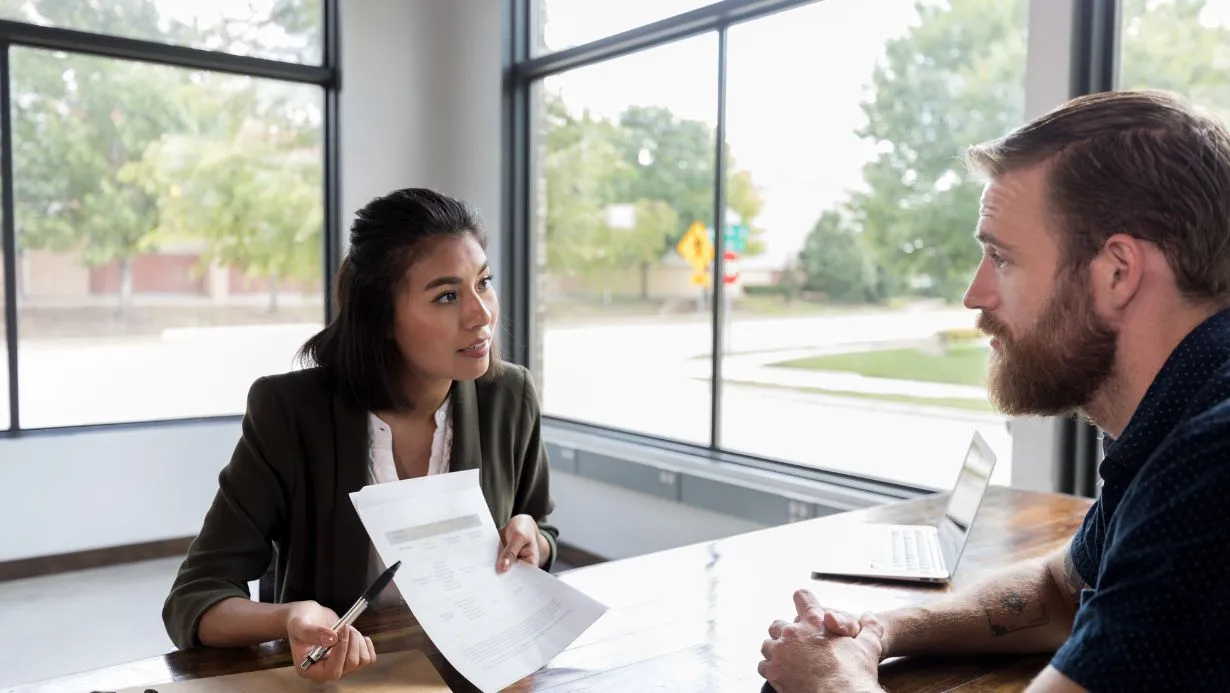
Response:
[976,312,1009,341]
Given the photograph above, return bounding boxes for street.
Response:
[539,308,1011,489]
[3,308,1012,490]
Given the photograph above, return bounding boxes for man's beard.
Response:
[977,270,1118,417]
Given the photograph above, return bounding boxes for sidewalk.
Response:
[685,343,989,401]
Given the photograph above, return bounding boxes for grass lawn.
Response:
[727,380,996,413]
[771,343,991,387]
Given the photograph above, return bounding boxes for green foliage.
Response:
[624,198,679,299]
[541,94,624,275]
[834,0,1030,301]
[939,327,987,343]
[772,343,991,388]
[542,96,766,278]
[742,284,788,298]
[798,211,886,303]
[800,0,1230,303]
[3,0,320,313]
[610,105,714,241]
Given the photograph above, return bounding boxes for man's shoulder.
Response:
[1133,355,1230,468]
[1177,344,1230,410]
[1125,392,1230,513]
[1166,363,1230,457]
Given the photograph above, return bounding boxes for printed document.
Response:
[349,469,607,693]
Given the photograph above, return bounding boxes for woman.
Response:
[162,188,557,683]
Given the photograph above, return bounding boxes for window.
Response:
[1,1,333,432]
[13,50,323,429]
[1,222,8,430]
[0,0,322,64]
[522,0,1026,489]
[718,0,1024,488]
[1118,0,1230,120]
[533,1,717,55]
[533,35,717,446]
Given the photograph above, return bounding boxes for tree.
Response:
[798,211,883,303]
[824,0,1230,302]
[541,96,767,284]
[541,93,625,277]
[1117,0,1230,108]
[3,0,323,315]
[621,199,679,299]
[610,105,766,253]
[11,41,194,316]
[611,105,714,240]
[844,0,1029,300]
[728,167,766,256]
[128,98,323,313]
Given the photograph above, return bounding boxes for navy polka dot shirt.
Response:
[1051,307,1230,691]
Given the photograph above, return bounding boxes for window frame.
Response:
[0,3,341,436]
[503,0,1114,495]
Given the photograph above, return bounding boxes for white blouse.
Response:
[366,397,454,484]
[364,396,453,608]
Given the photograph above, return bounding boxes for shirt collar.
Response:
[368,395,452,432]
[434,395,452,427]
[1100,307,1230,480]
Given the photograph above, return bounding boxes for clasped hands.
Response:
[758,589,887,693]
[289,514,546,683]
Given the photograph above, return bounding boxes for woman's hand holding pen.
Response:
[285,601,377,683]
[497,514,550,572]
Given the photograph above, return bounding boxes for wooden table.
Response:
[15,486,1092,693]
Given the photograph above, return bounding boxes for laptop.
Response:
[810,431,998,584]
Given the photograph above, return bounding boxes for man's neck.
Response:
[1085,304,1219,438]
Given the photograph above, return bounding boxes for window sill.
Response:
[543,418,928,527]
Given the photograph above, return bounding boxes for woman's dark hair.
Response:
[298,187,492,412]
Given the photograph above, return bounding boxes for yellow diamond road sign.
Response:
[676,221,714,268]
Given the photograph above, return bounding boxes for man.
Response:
[757,89,1230,693]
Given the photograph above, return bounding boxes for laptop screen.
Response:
[937,433,997,569]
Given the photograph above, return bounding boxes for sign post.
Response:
[676,221,715,311]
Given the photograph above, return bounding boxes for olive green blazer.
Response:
[162,363,558,650]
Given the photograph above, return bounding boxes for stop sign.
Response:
[723,250,739,285]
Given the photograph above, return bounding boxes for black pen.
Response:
[299,560,401,670]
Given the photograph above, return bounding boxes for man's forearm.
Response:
[877,556,1077,659]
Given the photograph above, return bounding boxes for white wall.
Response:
[550,472,765,561]
[0,0,1072,564]
[0,422,238,561]
[339,0,504,267]
[0,0,506,563]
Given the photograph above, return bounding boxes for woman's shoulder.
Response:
[469,361,528,393]
[469,364,538,411]
[245,366,336,417]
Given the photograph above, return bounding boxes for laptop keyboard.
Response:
[872,527,938,573]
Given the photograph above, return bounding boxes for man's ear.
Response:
[1095,233,1144,311]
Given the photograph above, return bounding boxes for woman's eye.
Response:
[435,291,458,304]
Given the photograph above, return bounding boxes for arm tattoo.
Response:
[985,590,1050,637]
